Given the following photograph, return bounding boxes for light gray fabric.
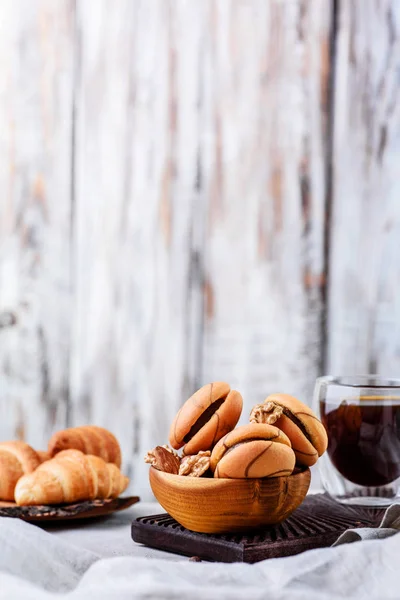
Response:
[0,517,97,592]
[333,502,400,545]
[1,503,400,600]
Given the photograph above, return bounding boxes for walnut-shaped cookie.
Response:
[169,382,243,455]
[210,423,295,479]
[250,393,328,466]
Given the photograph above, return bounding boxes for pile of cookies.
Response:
[145,382,328,478]
[0,426,129,506]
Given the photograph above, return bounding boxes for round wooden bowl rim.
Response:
[150,466,310,487]
[150,468,311,532]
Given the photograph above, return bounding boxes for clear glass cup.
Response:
[313,375,400,506]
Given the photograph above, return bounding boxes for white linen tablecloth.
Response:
[1,500,400,599]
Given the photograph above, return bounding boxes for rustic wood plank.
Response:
[71,0,207,497]
[327,0,400,375]
[201,0,331,417]
[0,0,332,501]
[0,1,75,447]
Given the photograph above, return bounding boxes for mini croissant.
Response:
[36,450,51,463]
[0,441,41,501]
[48,426,122,467]
[15,449,129,506]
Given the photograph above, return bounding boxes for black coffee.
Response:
[320,398,400,487]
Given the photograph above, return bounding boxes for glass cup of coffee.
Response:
[313,375,400,506]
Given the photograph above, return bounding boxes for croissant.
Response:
[15,449,129,506]
[0,441,41,501]
[36,450,51,463]
[48,426,121,467]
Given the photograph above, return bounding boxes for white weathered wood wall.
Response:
[0,0,399,498]
[328,0,400,375]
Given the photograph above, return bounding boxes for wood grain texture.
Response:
[70,0,331,498]
[70,0,206,497]
[0,0,332,500]
[0,496,139,521]
[149,466,311,533]
[200,1,331,414]
[327,0,400,375]
[0,1,75,446]
[5,0,398,502]
[132,494,384,562]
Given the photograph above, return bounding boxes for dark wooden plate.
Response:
[0,496,140,522]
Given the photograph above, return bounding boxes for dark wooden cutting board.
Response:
[131,494,385,563]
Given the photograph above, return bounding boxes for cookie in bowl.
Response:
[210,423,295,478]
[144,383,319,533]
[169,382,243,455]
[250,393,328,466]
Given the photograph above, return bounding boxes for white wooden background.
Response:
[0,0,399,498]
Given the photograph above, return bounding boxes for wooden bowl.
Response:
[149,467,311,533]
